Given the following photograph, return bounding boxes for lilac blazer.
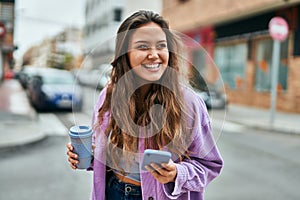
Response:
[90,86,223,200]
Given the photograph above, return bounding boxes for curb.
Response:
[228,119,300,135]
[0,119,47,151]
[0,132,48,153]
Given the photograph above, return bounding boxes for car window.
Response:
[42,74,75,85]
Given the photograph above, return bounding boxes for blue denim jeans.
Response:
[105,172,142,200]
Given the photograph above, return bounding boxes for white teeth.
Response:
[143,64,160,69]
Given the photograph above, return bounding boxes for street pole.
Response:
[270,40,280,125]
[268,16,288,126]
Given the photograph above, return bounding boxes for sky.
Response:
[14,0,86,61]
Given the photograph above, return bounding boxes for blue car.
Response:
[27,68,83,111]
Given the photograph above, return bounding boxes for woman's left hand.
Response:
[145,160,177,184]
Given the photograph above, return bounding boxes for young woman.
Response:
[67,10,223,200]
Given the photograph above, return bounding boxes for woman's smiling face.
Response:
[128,22,169,82]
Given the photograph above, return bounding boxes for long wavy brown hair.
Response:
[97,10,190,172]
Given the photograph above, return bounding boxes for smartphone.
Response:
[141,149,171,171]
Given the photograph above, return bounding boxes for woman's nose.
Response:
[147,49,159,59]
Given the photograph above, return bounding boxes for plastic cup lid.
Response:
[69,125,92,138]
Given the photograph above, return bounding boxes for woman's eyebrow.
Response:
[134,40,149,44]
[134,40,167,44]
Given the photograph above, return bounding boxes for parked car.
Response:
[75,64,112,90]
[27,68,83,111]
[17,66,40,89]
[96,64,112,90]
[194,85,228,110]
[188,66,227,110]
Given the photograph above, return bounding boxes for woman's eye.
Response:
[137,45,149,50]
[157,43,167,49]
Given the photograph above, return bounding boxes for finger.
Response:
[67,151,78,160]
[69,162,77,170]
[66,143,73,151]
[145,165,161,177]
[161,162,177,183]
[161,163,176,171]
[92,144,96,150]
[150,163,166,175]
[145,165,156,173]
[68,156,78,164]
[145,165,170,184]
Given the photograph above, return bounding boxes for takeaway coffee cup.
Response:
[69,125,93,169]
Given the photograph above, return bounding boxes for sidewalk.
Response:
[0,79,299,150]
[223,104,300,135]
[0,79,46,149]
[226,105,300,135]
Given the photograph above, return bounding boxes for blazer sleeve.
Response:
[163,91,223,198]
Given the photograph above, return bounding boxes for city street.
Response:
[0,86,300,200]
[2,0,300,199]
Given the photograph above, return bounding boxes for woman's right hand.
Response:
[66,143,79,170]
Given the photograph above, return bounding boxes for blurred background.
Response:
[0,0,300,199]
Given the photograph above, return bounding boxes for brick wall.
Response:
[228,57,300,113]
[162,0,294,31]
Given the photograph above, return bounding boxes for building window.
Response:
[214,43,247,89]
[113,8,122,22]
[192,49,206,75]
[254,38,288,92]
[0,3,14,22]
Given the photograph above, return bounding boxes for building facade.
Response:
[0,0,15,82]
[22,27,83,70]
[83,0,162,69]
[162,0,300,113]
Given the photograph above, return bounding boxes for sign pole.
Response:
[268,16,289,125]
[270,40,280,125]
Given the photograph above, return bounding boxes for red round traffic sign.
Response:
[269,17,289,41]
[0,23,5,38]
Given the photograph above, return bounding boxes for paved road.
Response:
[0,136,93,200]
[206,124,300,200]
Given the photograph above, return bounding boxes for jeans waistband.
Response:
[106,172,142,196]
